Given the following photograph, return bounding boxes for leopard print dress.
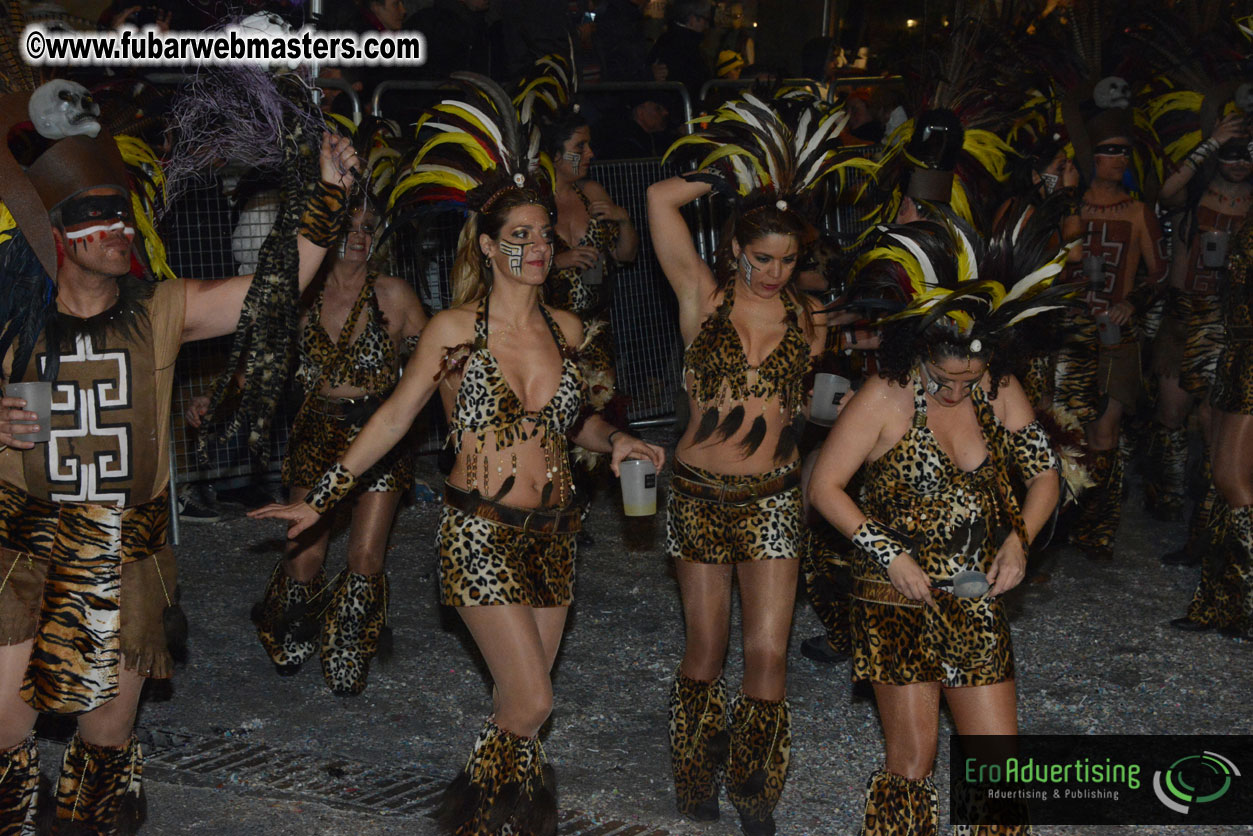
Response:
[852,379,1055,688]
[436,297,587,607]
[282,273,414,493]
[1212,214,1253,415]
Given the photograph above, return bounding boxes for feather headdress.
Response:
[662,90,852,214]
[389,72,552,225]
[849,195,1079,344]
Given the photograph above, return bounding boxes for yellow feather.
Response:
[0,202,14,247]
[415,132,494,170]
[130,193,174,281]
[389,170,479,209]
[961,129,1011,181]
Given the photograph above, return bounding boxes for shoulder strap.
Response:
[911,375,928,428]
[539,305,569,352]
[474,295,489,349]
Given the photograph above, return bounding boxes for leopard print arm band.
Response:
[300,181,348,248]
[851,518,910,570]
[1009,421,1058,481]
[305,462,356,514]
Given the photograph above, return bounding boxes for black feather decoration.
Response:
[118,784,147,835]
[674,395,691,438]
[162,585,188,664]
[738,414,768,458]
[773,413,805,464]
[516,764,559,836]
[483,780,524,833]
[708,729,730,763]
[738,768,768,796]
[692,407,721,445]
[712,404,746,443]
[376,625,394,664]
[489,474,516,503]
[249,601,266,626]
[539,480,554,508]
[435,771,482,832]
[286,603,318,643]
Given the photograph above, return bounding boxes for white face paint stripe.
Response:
[498,240,527,276]
[562,151,582,176]
[63,222,133,241]
[738,253,754,288]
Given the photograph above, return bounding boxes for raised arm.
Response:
[181,133,361,343]
[646,176,717,314]
[581,179,639,264]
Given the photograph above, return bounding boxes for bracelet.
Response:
[607,429,624,446]
[851,518,911,570]
[305,462,357,515]
[1185,138,1220,170]
[300,181,347,248]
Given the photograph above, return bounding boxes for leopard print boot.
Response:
[859,769,938,836]
[1219,505,1253,639]
[435,719,557,836]
[1144,424,1187,520]
[669,672,729,821]
[321,571,388,696]
[0,734,39,835]
[1070,448,1121,561]
[52,734,143,835]
[251,562,326,675]
[725,693,790,836]
[1179,497,1231,629]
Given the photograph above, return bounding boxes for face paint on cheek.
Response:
[497,240,527,276]
[738,253,754,288]
[62,221,134,244]
[562,151,582,177]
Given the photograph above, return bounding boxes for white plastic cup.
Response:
[1202,229,1230,268]
[1082,254,1106,286]
[809,373,850,426]
[581,255,605,286]
[620,458,657,517]
[5,381,51,443]
[1095,312,1121,346]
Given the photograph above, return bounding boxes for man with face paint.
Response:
[1149,115,1251,556]
[1055,108,1167,562]
[0,84,360,832]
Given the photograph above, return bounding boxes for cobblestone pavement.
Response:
[38,455,1251,835]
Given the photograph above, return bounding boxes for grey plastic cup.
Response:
[5,381,51,443]
[809,373,850,426]
[950,570,990,598]
[1202,229,1230,268]
[1096,312,1121,345]
[620,458,657,517]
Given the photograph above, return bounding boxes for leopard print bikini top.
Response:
[863,377,1056,549]
[548,182,621,314]
[682,278,811,418]
[440,296,585,504]
[296,272,397,396]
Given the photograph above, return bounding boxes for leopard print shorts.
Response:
[665,461,804,565]
[282,401,414,494]
[437,504,577,608]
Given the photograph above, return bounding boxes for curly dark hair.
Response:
[712,202,817,335]
[875,319,1021,399]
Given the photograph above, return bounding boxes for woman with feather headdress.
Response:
[251,74,663,836]
[646,92,849,834]
[807,203,1068,835]
[249,117,429,698]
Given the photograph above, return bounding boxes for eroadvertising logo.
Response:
[950,735,1253,826]
[1152,751,1240,815]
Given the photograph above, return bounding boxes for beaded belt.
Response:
[670,460,800,507]
[444,482,582,534]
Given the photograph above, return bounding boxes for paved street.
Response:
[45,454,1251,835]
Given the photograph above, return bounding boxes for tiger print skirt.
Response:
[0,481,177,715]
[1152,293,1224,398]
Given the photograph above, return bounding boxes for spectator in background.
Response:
[406,0,494,80]
[594,93,676,159]
[648,0,713,111]
[594,0,653,82]
[499,0,575,83]
[716,49,745,80]
[713,1,754,67]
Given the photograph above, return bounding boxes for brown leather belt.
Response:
[852,576,922,608]
[670,461,800,507]
[306,392,389,422]
[443,483,581,534]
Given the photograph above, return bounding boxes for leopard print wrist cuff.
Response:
[301,181,348,248]
[306,462,356,514]
[852,518,909,570]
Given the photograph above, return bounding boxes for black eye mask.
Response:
[60,194,132,228]
[1093,144,1132,158]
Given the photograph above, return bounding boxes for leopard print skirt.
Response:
[665,461,804,565]
[1211,337,1253,415]
[282,400,414,494]
[437,502,577,608]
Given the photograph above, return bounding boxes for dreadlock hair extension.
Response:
[450,185,553,307]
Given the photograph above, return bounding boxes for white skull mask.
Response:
[1093,76,1131,110]
[28,80,101,140]
[1236,83,1253,114]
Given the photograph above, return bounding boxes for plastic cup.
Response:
[1095,312,1121,345]
[809,373,850,426]
[581,255,605,286]
[5,381,51,443]
[1202,229,1230,268]
[950,570,989,598]
[1082,254,1106,286]
[619,458,657,517]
